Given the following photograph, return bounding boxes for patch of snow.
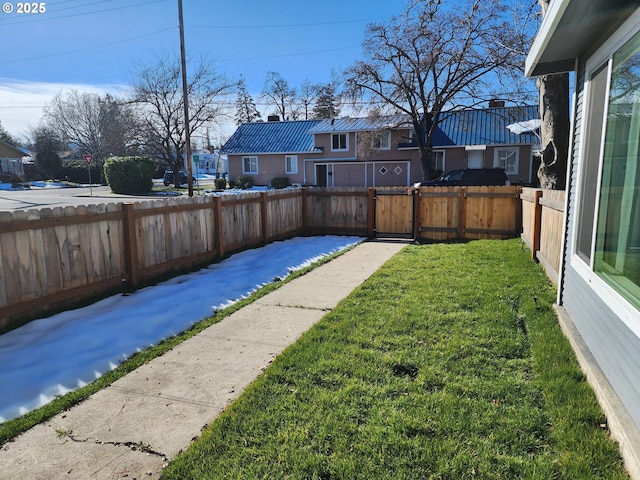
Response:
[0,235,364,422]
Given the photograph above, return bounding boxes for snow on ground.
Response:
[0,235,364,422]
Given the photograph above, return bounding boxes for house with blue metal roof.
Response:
[221,105,539,188]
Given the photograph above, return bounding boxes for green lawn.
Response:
[162,239,628,480]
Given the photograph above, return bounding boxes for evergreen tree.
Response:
[32,126,64,179]
[312,83,341,119]
[0,120,19,146]
[235,75,262,125]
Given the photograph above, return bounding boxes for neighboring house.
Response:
[430,105,540,185]
[526,0,640,473]
[0,139,27,179]
[221,105,539,188]
[221,119,324,187]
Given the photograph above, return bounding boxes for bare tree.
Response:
[261,71,297,120]
[345,0,527,182]
[297,80,319,120]
[235,75,262,125]
[44,91,140,179]
[536,0,569,189]
[130,56,232,186]
[44,90,103,158]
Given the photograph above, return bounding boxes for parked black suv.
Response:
[163,170,192,187]
[421,168,509,186]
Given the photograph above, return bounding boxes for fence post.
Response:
[213,195,224,258]
[458,188,467,239]
[302,187,309,235]
[367,188,375,239]
[413,187,420,240]
[532,189,543,262]
[261,191,269,244]
[122,203,139,290]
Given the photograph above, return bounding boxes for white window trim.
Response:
[242,155,258,174]
[373,131,391,150]
[331,133,349,152]
[567,13,640,327]
[493,147,519,174]
[285,155,298,174]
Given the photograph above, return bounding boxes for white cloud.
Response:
[0,78,128,142]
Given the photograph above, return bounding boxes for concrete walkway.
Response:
[0,239,408,479]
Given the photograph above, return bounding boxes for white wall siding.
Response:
[563,266,640,429]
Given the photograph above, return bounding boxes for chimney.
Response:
[267,115,280,122]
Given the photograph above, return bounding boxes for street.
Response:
[0,180,216,212]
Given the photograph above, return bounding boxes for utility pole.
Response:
[178,0,193,197]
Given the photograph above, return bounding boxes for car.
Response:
[420,168,509,186]
[163,170,193,187]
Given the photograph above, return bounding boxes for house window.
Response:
[242,156,258,174]
[285,155,298,174]
[331,133,348,151]
[494,147,518,174]
[434,151,445,173]
[577,61,609,263]
[593,31,640,309]
[373,131,391,150]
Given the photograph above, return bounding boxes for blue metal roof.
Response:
[308,115,412,133]
[433,105,539,146]
[220,119,323,155]
[220,106,539,154]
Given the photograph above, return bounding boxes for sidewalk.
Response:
[0,239,408,479]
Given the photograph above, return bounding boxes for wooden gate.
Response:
[374,188,415,238]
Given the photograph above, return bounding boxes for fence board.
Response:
[417,186,520,240]
[520,187,566,285]
[374,188,413,237]
[0,186,526,333]
[418,187,460,240]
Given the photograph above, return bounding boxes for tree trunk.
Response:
[537,73,569,189]
[536,0,570,190]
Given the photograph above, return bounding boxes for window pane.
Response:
[332,134,346,150]
[577,62,609,262]
[594,32,640,309]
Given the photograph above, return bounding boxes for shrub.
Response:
[214,178,227,190]
[270,177,289,189]
[104,156,154,194]
[232,175,254,189]
[59,161,103,184]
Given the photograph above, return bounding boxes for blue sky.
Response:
[0,0,409,143]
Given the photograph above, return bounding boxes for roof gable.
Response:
[221,119,323,155]
[0,139,27,158]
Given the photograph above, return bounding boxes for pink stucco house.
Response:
[221,105,540,188]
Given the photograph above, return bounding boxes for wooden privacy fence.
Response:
[0,186,522,333]
[521,187,566,285]
[0,188,370,333]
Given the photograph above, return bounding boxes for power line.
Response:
[189,17,388,30]
[218,45,362,63]
[0,0,169,26]
[0,27,175,64]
